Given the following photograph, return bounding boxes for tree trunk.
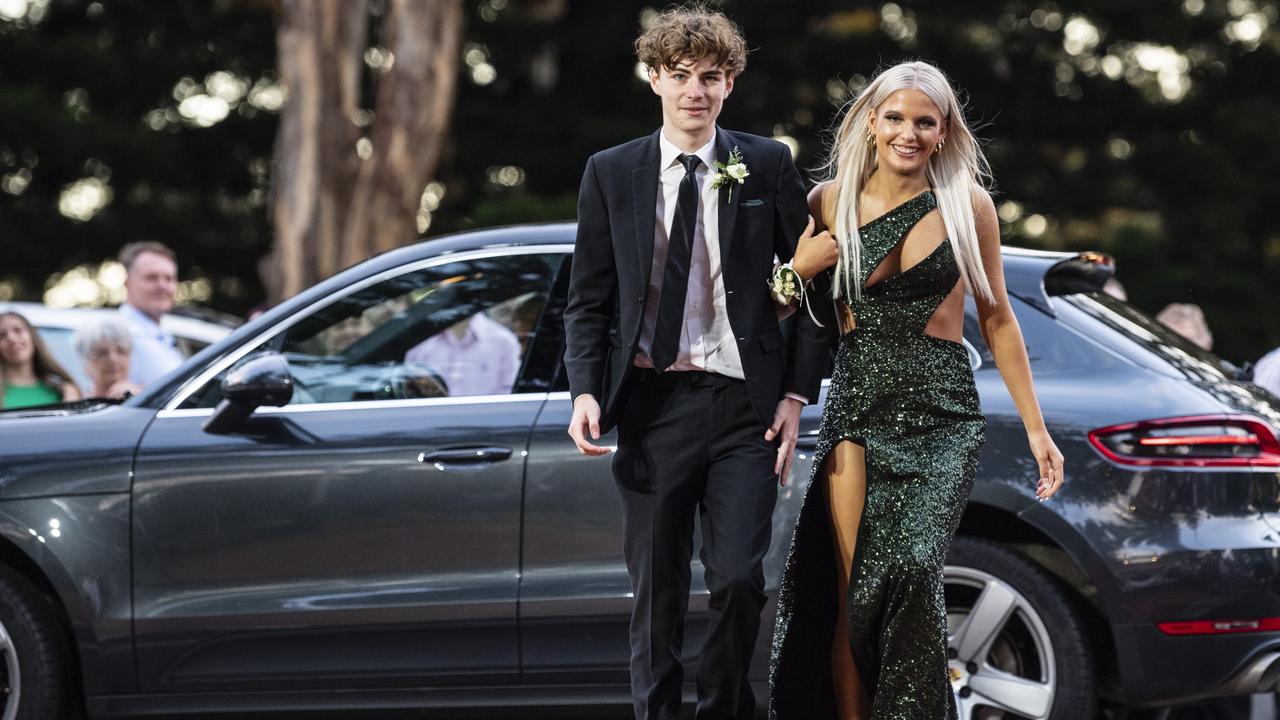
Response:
[341,0,462,267]
[263,0,462,303]
[264,0,367,304]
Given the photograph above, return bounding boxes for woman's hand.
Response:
[1029,429,1065,501]
[791,217,839,282]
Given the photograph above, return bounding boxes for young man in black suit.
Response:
[563,7,835,720]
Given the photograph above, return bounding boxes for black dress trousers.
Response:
[613,368,779,720]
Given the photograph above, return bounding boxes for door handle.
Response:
[418,446,513,468]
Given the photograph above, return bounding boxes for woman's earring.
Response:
[935,138,945,154]
[866,131,875,148]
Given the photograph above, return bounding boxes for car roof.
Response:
[360,222,1079,311]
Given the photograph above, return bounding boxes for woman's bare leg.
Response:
[823,440,873,719]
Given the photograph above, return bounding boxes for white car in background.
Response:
[0,301,236,391]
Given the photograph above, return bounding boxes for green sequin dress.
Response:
[770,191,986,719]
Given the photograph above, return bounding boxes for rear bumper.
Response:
[1112,624,1280,705]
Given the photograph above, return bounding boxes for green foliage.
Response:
[0,0,276,311]
[2,0,1278,361]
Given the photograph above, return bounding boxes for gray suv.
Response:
[0,223,1278,719]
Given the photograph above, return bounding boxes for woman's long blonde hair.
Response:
[823,61,994,303]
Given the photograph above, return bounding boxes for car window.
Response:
[181,253,561,408]
[523,255,572,393]
[962,294,1125,373]
[1052,291,1239,383]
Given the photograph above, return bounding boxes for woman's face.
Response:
[868,88,947,178]
[0,315,35,368]
[86,340,130,390]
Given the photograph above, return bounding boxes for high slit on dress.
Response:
[769,191,987,719]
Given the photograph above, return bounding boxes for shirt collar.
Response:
[120,303,164,332]
[659,129,717,173]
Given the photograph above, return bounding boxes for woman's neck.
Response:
[1,363,38,386]
[864,170,930,204]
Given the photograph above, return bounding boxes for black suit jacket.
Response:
[564,127,834,432]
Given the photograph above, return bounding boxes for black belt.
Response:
[633,366,744,387]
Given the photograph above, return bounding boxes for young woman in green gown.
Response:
[0,311,80,409]
[771,61,1066,719]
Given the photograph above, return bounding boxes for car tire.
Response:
[0,565,72,720]
[945,536,1096,720]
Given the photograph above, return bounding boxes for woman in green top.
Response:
[0,311,81,409]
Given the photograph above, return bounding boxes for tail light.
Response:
[1088,415,1280,468]
[1159,617,1280,635]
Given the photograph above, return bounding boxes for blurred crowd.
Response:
[0,242,182,409]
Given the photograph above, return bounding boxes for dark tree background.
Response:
[1,0,1277,362]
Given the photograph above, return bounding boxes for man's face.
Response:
[649,56,734,140]
[125,251,178,319]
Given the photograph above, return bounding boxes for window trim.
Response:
[157,392,548,420]
[161,244,573,413]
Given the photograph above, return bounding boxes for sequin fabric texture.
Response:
[770,191,987,719]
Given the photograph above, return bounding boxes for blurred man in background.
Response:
[118,241,184,385]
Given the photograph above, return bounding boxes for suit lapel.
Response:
[715,128,742,262]
[632,130,662,293]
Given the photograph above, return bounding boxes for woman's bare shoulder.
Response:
[969,183,997,221]
[807,180,836,231]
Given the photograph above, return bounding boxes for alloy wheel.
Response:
[945,565,1056,720]
[0,616,19,720]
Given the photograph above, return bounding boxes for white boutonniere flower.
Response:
[711,146,749,202]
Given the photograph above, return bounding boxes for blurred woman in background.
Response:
[0,311,81,409]
[74,317,143,400]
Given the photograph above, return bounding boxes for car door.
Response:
[517,255,823,683]
[130,247,564,693]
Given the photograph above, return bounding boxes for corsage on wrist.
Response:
[769,262,804,306]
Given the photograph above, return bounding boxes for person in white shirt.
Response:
[1255,347,1280,398]
[403,312,520,396]
[116,242,185,385]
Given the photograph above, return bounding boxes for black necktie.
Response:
[650,153,701,372]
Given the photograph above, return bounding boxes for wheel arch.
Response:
[0,495,135,697]
[0,533,86,701]
[955,501,1121,697]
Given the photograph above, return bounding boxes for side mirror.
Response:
[202,353,293,434]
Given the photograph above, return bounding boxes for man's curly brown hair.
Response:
[634,5,747,78]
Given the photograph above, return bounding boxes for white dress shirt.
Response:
[119,303,185,385]
[635,131,746,380]
[404,312,520,396]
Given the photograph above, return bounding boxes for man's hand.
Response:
[765,397,805,486]
[568,394,611,456]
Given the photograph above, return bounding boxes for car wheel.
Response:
[0,565,72,720]
[945,536,1096,720]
